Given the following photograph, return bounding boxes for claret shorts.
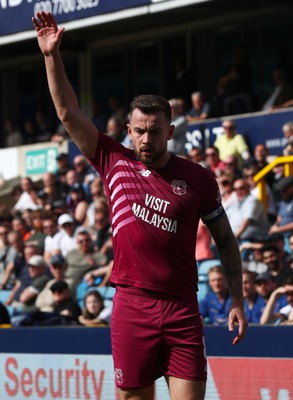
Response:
[111,286,207,390]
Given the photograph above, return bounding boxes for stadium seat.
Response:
[197,259,221,275]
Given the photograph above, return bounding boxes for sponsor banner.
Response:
[0,353,292,399]
[208,357,293,400]
[0,354,170,400]
[186,110,293,156]
[0,0,150,36]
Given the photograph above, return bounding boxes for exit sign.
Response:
[25,148,58,175]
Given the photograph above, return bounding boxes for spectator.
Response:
[195,219,215,266]
[84,178,106,227]
[50,280,81,319]
[221,155,241,180]
[226,178,269,243]
[22,118,38,144]
[253,143,270,169]
[78,290,111,326]
[34,110,53,142]
[260,275,293,325]
[262,67,293,112]
[4,118,23,147]
[188,146,207,167]
[185,92,210,122]
[205,146,225,176]
[43,215,63,264]
[282,121,293,156]
[66,182,89,225]
[41,172,62,204]
[11,216,31,242]
[90,208,112,252]
[217,174,235,211]
[106,117,130,147]
[199,266,231,325]
[24,209,47,253]
[13,177,39,213]
[267,233,292,269]
[252,143,275,187]
[214,120,250,167]
[260,244,292,287]
[242,270,266,323]
[73,154,97,186]
[167,98,188,155]
[65,230,108,290]
[9,255,50,313]
[55,152,71,174]
[243,161,276,222]
[241,239,268,274]
[51,213,84,257]
[269,176,293,245]
[0,232,32,291]
[36,254,72,312]
[255,271,275,298]
[0,225,17,288]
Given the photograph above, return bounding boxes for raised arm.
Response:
[207,212,248,344]
[32,12,99,156]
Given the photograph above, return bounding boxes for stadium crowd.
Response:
[0,63,293,327]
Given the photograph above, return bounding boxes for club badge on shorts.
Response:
[115,368,124,385]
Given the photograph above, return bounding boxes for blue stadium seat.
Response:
[0,290,11,304]
[197,259,221,275]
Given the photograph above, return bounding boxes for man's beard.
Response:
[133,146,165,166]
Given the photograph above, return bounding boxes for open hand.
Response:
[32,11,64,56]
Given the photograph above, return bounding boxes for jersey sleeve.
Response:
[200,170,224,225]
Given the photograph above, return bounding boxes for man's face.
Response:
[208,272,227,294]
[191,95,202,110]
[52,289,69,304]
[282,185,293,202]
[255,279,275,299]
[254,145,267,161]
[61,222,75,235]
[28,265,43,278]
[233,180,250,201]
[77,234,92,253]
[128,109,174,168]
[242,274,256,299]
[50,263,66,279]
[222,122,235,138]
[262,250,279,271]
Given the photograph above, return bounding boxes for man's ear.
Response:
[127,124,132,138]
[167,124,175,141]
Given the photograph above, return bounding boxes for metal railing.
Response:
[254,155,293,210]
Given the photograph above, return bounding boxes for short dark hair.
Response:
[261,244,280,255]
[129,95,172,123]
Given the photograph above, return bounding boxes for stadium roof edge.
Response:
[0,0,212,46]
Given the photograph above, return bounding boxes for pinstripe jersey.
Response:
[88,133,224,299]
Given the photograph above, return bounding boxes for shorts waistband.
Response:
[115,285,189,301]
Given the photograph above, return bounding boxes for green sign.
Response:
[25,148,58,175]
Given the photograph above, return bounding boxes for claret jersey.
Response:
[88,134,223,299]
